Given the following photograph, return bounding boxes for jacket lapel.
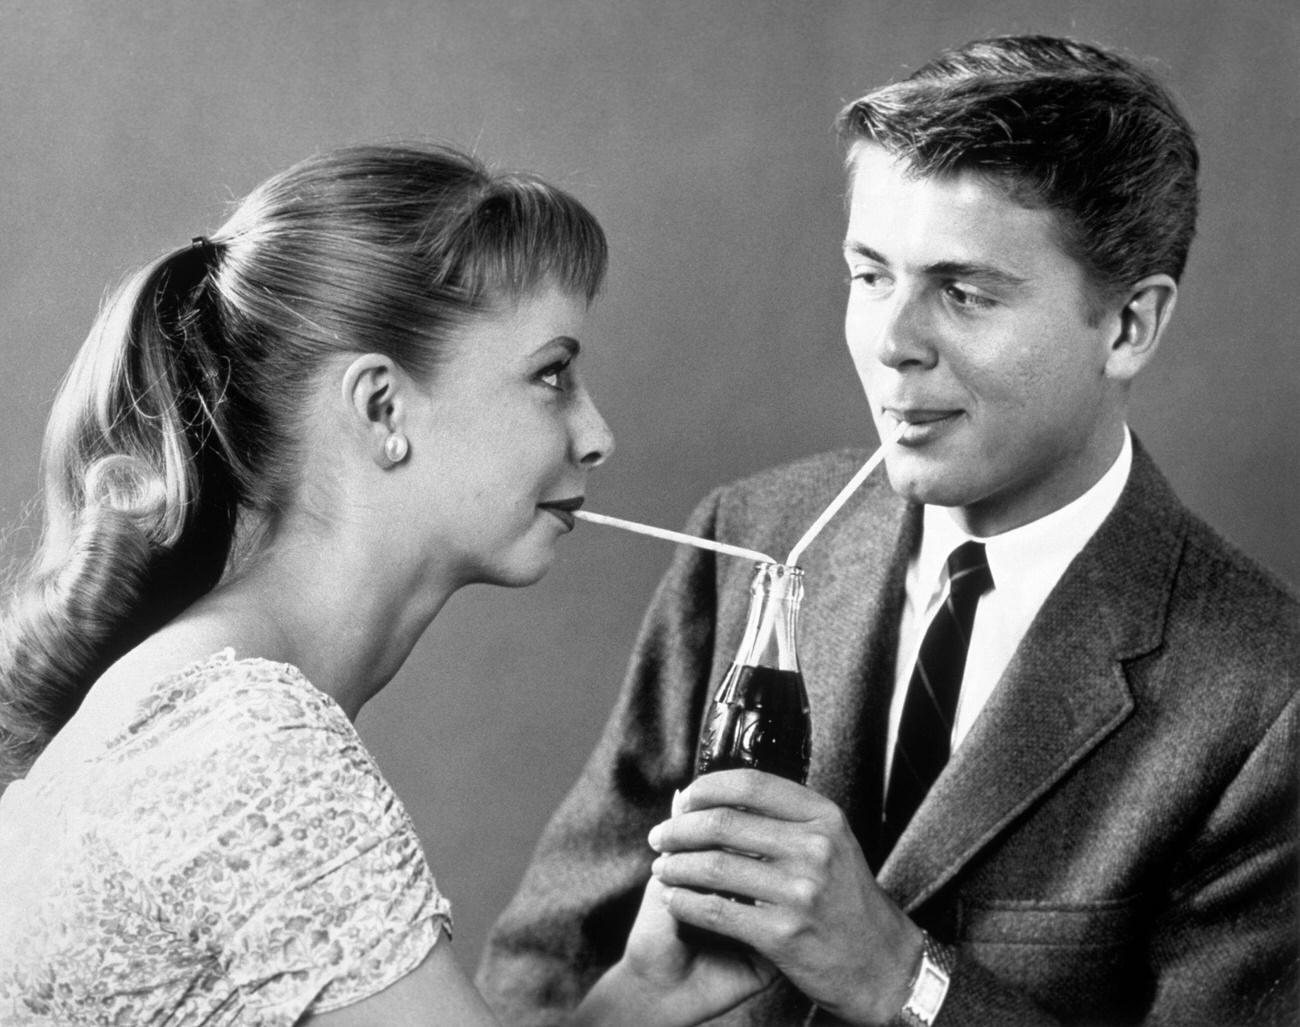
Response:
[802,480,915,821]
[878,443,1187,909]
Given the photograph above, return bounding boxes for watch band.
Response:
[890,931,957,1027]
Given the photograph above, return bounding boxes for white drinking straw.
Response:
[573,510,776,564]
[784,421,907,567]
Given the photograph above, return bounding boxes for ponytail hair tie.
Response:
[190,235,218,267]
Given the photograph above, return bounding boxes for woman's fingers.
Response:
[656,878,781,950]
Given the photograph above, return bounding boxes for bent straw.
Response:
[573,510,776,564]
[784,421,907,567]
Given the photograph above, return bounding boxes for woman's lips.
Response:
[537,496,585,530]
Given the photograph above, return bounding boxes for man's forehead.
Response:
[844,145,1066,274]
[847,145,1022,224]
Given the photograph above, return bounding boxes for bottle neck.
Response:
[733,562,804,672]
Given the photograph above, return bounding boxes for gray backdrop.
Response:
[3,0,1297,967]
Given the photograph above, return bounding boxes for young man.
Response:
[478,36,1298,1026]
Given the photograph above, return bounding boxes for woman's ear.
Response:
[340,354,410,467]
[1104,274,1178,382]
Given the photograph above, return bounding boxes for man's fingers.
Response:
[649,804,789,859]
[680,769,822,821]
[651,848,785,906]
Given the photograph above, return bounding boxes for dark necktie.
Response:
[882,540,993,855]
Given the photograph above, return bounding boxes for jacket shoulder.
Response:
[1180,509,1298,608]
[710,448,891,518]
[690,449,901,558]
[1169,510,1300,669]
[1116,456,1300,735]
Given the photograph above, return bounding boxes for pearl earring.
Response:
[383,432,410,465]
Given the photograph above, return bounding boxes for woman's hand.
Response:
[574,791,777,1027]
[646,770,923,1026]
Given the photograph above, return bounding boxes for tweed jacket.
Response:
[477,442,1299,1026]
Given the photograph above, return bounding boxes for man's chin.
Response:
[883,462,977,511]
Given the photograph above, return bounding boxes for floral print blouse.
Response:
[0,650,452,1025]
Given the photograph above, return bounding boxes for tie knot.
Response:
[946,540,993,599]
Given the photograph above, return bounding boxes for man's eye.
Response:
[849,268,889,289]
[946,284,995,309]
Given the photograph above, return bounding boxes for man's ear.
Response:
[1104,274,1178,382]
[340,354,405,465]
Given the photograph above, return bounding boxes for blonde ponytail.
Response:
[0,243,240,786]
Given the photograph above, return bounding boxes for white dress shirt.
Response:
[884,429,1134,791]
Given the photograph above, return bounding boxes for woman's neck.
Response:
[235,544,453,718]
[151,520,459,720]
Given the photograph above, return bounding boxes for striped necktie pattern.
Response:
[882,539,993,855]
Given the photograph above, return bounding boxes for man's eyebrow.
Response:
[843,241,1029,290]
[925,260,1029,289]
[842,240,888,264]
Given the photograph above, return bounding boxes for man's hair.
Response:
[837,35,1199,299]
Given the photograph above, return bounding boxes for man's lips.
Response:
[884,407,963,441]
[537,496,585,530]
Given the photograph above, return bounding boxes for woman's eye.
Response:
[538,362,569,390]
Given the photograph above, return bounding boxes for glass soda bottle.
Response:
[695,561,811,784]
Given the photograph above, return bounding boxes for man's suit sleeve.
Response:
[475,491,725,1026]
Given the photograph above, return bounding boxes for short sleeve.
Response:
[150,670,453,1023]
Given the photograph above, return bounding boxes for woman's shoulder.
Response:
[123,651,453,1019]
[74,645,352,764]
[1,648,451,1023]
[114,650,382,823]
[130,648,350,740]
[38,647,392,872]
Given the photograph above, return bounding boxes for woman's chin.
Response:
[483,551,557,590]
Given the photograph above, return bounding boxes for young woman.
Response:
[0,144,770,1025]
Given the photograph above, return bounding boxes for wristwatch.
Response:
[890,931,957,1026]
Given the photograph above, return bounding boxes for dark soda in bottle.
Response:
[695,561,811,784]
[684,562,810,945]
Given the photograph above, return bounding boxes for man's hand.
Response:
[647,770,924,1026]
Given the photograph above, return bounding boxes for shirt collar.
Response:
[917,428,1133,593]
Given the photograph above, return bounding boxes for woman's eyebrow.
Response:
[532,336,581,358]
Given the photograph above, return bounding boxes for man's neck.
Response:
[948,423,1131,538]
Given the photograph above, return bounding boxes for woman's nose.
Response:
[573,392,615,468]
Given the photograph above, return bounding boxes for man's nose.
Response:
[853,289,938,371]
